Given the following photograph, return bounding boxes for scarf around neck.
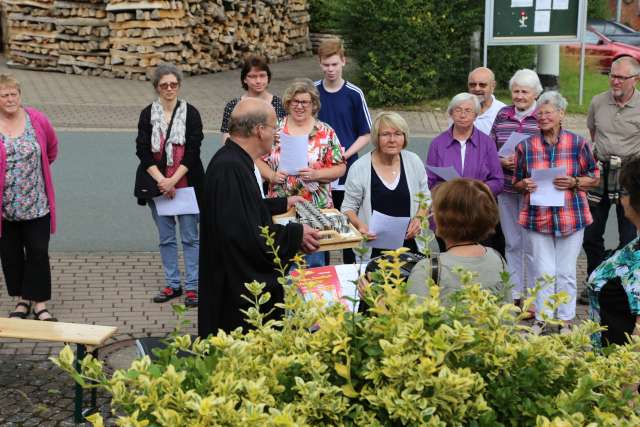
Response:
[151,99,187,166]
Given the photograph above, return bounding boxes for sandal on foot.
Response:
[9,301,32,319]
[33,309,58,322]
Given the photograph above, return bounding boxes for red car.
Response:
[564,29,640,74]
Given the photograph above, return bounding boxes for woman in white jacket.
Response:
[342,112,430,259]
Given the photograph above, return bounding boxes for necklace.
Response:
[446,242,478,250]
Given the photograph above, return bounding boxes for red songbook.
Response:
[291,265,349,310]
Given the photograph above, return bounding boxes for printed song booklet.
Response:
[291,264,363,312]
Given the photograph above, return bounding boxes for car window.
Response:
[590,21,605,32]
[584,31,600,44]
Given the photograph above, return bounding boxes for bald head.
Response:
[229,97,275,138]
[467,67,497,108]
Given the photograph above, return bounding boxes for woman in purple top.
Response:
[0,74,59,321]
[427,92,503,252]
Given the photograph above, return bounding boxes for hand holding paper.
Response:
[279,133,309,174]
[530,167,566,207]
[367,211,410,249]
[153,187,200,216]
[498,132,529,157]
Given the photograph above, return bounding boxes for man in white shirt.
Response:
[467,67,506,135]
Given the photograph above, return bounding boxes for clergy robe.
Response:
[198,139,303,337]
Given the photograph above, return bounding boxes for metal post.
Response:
[616,0,622,23]
[74,344,86,424]
[579,41,586,105]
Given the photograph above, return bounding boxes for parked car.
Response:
[588,18,640,47]
[564,29,640,74]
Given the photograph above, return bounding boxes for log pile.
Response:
[2,0,311,80]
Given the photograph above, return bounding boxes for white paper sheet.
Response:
[279,133,308,174]
[499,132,529,157]
[367,210,411,250]
[153,187,200,216]
[427,165,460,181]
[511,0,533,6]
[534,10,551,32]
[552,0,569,9]
[335,263,367,312]
[536,0,551,9]
[530,167,566,207]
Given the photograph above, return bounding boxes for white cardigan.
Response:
[341,151,430,259]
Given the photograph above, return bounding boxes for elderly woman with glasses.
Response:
[341,112,429,259]
[426,92,503,251]
[513,91,599,335]
[257,78,346,267]
[490,69,542,307]
[135,63,204,307]
[587,156,640,348]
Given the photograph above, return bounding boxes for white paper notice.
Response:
[153,187,200,216]
[499,132,529,157]
[530,167,566,207]
[553,0,569,9]
[279,133,308,174]
[534,10,551,32]
[427,165,460,181]
[511,0,533,6]
[367,211,411,250]
[536,0,551,9]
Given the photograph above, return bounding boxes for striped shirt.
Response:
[513,129,599,235]
[490,105,539,193]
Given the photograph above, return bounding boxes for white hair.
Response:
[612,56,640,75]
[447,92,481,116]
[508,69,543,95]
[537,91,568,112]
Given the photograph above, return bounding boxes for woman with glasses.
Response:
[426,92,503,251]
[587,156,640,348]
[513,91,599,335]
[135,63,204,307]
[341,112,429,259]
[257,78,345,267]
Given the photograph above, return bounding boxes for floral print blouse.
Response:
[1,113,49,221]
[587,237,640,349]
[264,117,344,208]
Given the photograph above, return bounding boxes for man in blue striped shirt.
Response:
[315,38,372,263]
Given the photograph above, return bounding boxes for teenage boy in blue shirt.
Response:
[314,38,372,263]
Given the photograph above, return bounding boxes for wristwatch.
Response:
[574,176,580,189]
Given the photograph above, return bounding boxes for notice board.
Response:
[485,0,586,46]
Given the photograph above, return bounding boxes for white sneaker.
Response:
[531,321,545,335]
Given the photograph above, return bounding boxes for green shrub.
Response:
[488,45,536,89]
[54,239,640,426]
[308,0,343,33]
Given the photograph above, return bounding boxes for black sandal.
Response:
[9,301,32,319]
[33,308,58,322]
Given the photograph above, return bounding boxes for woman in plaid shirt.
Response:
[513,91,600,335]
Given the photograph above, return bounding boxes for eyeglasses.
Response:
[452,107,475,115]
[158,82,179,90]
[380,131,404,139]
[468,82,489,88]
[291,100,312,107]
[608,73,638,82]
[620,188,630,197]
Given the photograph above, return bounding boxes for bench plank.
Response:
[0,318,117,347]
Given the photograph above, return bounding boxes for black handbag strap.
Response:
[159,102,180,171]
[430,254,440,284]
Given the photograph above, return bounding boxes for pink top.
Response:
[0,107,58,236]
[152,133,187,189]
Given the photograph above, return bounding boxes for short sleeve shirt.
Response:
[264,117,345,208]
[220,95,286,133]
[586,90,640,161]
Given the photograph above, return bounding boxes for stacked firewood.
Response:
[2,0,311,80]
[55,0,111,76]
[4,0,59,71]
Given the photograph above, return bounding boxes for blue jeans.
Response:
[304,252,326,268]
[149,201,199,292]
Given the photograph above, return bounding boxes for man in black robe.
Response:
[198,98,320,337]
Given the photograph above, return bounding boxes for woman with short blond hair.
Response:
[342,111,429,259]
[0,73,59,321]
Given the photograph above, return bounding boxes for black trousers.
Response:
[0,214,52,302]
[599,277,635,347]
[330,190,356,264]
[583,197,637,276]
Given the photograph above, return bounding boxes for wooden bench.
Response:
[0,318,117,423]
